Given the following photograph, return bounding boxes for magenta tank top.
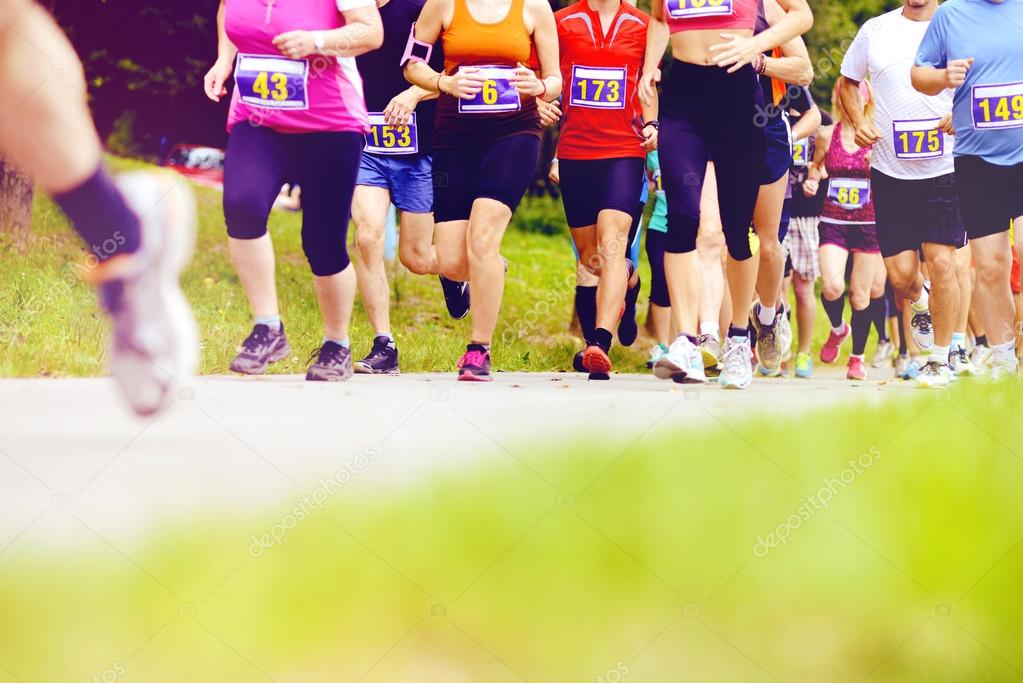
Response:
[822,122,875,224]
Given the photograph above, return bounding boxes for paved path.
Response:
[0,371,916,548]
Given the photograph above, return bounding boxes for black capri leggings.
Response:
[645,228,670,307]
[223,122,363,276]
[660,60,766,261]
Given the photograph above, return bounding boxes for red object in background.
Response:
[161,144,225,189]
[1012,248,1021,296]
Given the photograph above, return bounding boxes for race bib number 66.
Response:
[235,54,309,110]
[666,0,733,20]
[972,81,1023,130]
[828,178,871,211]
[458,66,521,114]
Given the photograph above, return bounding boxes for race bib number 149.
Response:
[972,81,1023,130]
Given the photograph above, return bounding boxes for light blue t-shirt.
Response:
[915,0,1023,165]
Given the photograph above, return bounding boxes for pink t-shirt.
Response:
[226,0,372,134]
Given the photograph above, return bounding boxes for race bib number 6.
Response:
[570,66,626,110]
[893,118,945,159]
[458,66,521,114]
[235,54,309,110]
[828,178,871,211]
[972,81,1023,130]
[666,0,733,20]
[365,113,418,155]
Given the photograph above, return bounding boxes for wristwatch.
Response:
[313,32,326,54]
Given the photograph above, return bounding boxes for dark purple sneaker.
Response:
[354,336,399,375]
[230,323,291,375]
[439,276,470,320]
[306,341,353,382]
[457,347,492,382]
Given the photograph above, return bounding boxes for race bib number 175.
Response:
[235,54,309,110]
[892,118,944,159]
[972,81,1023,130]
[665,0,733,20]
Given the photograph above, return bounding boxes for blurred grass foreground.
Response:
[2,381,1022,682]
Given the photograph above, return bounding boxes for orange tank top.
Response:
[434,0,541,148]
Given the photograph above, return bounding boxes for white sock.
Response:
[929,345,949,365]
[993,340,1017,361]
[757,304,776,325]
[375,331,394,343]
[910,287,929,312]
[832,323,847,335]
[699,322,720,340]
[950,332,966,352]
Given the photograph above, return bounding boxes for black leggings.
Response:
[660,60,766,260]
[223,122,363,276]
[645,229,670,307]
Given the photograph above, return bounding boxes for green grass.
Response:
[0,157,890,378]
[1,381,1022,682]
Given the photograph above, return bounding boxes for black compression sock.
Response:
[727,325,749,340]
[869,296,889,342]
[821,294,846,329]
[851,306,871,356]
[593,328,613,353]
[54,166,141,262]
[575,285,597,342]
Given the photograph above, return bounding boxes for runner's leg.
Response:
[353,185,394,337]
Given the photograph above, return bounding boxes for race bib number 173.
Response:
[570,66,626,110]
[972,81,1023,130]
[665,0,733,20]
[235,54,309,110]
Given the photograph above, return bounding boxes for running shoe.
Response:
[582,344,612,380]
[896,355,922,380]
[820,323,850,364]
[970,345,992,372]
[354,335,399,375]
[230,323,291,375]
[439,276,470,320]
[306,341,353,382]
[910,307,934,352]
[719,337,753,390]
[654,335,706,384]
[987,354,1020,382]
[458,347,492,382]
[93,173,198,416]
[751,304,783,376]
[949,348,976,378]
[697,334,723,370]
[795,351,814,379]
[846,355,867,381]
[647,343,668,369]
[573,350,586,373]
[871,339,894,368]
[777,312,794,364]
[916,361,953,388]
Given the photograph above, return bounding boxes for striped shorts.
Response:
[783,216,820,280]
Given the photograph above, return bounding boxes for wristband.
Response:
[753,53,767,75]
[642,120,659,131]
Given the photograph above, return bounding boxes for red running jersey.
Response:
[555,1,649,161]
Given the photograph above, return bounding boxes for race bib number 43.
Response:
[666,0,733,20]
[570,66,626,110]
[365,113,418,155]
[236,54,309,110]
[828,178,871,211]
[458,66,521,114]
[972,81,1023,130]
[893,118,945,159]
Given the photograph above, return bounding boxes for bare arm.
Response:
[272,5,384,59]
[761,0,813,86]
[203,1,237,102]
[639,1,669,106]
[711,0,813,72]
[404,0,485,98]
[524,0,563,102]
[789,103,820,142]
[911,60,973,96]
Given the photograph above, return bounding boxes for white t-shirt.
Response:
[841,8,955,180]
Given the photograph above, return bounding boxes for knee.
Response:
[355,227,384,259]
[303,230,350,277]
[886,265,916,295]
[667,213,699,255]
[977,252,1011,286]
[822,279,845,301]
[927,250,957,282]
[224,192,269,240]
[399,247,432,275]
[849,291,869,310]
[759,236,783,263]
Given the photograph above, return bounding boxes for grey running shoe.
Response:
[230,323,291,375]
[719,336,753,390]
[697,334,723,370]
[752,305,782,377]
[871,339,894,368]
[99,173,198,416]
[306,341,353,382]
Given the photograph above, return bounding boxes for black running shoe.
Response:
[618,276,641,347]
[230,323,291,375]
[354,336,399,375]
[439,276,470,320]
[573,350,586,373]
[306,341,353,382]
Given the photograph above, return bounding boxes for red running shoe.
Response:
[820,322,850,364]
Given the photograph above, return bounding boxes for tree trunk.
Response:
[0,155,34,237]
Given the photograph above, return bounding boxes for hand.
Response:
[548,159,560,185]
[441,68,485,100]
[853,122,882,149]
[383,90,419,126]
[938,112,956,136]
[802,176,820,198]
[272,30,317,59]
[511,62,544,97]
[204,58,233,103]
[945,58,974,88]
[641,123,658,151]
[538,99,562,127]
[638,68,661,106]
[710,33,761,73]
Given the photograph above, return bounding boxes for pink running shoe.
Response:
[820,323,850,364]
[458,347,492,382]
[846,355,867,380]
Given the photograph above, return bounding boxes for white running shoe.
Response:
[969,345,992,373]
[654,334,706,384]
[97,173,198,416]
[916,361,952,388]
[777,311,793,364]
[719,336,753,390]
[987,354,1020,382]
[949,347,977,378]
[871,339,894,368]
[909,306,934,352]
